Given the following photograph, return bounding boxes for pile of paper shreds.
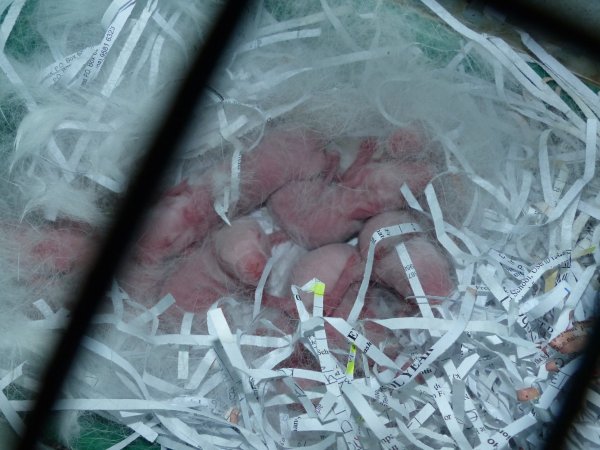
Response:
[1,0,600,449]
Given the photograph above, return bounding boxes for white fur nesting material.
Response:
[0,0,599,449]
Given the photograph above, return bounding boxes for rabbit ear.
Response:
[321,151,342,184]
[163,179,190,196]
[347,202,380,220]
[268,230,289,247]
[328,251,361,299]
[340,138,379,184]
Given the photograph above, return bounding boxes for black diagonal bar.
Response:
[541,292,600,450]
[15,2,249,449]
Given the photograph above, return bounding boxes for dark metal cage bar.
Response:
[15,2,250,449]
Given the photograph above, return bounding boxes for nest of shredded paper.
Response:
[0,0,599,449]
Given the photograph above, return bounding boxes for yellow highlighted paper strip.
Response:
[345,344,357,376]
[313,282,326,297]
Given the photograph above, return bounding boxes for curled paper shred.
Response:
[1,0,600,449]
